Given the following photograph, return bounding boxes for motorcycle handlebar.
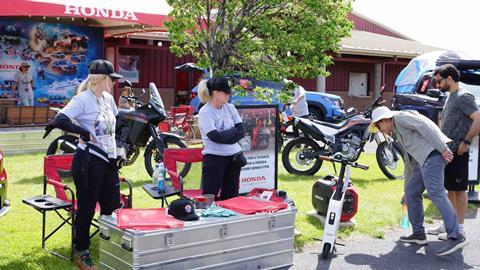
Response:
[317,155,369,170]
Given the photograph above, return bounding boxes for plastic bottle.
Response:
[157,162,166,193]
[152,163,159,186]
[400,199,410,228]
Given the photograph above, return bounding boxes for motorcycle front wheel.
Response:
[282,137,323,175]
[144,137,191,177]
[46,134,78,155]
[376,141,404,179]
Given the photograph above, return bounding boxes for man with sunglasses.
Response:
[428,64,480,240]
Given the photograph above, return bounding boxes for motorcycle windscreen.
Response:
[149,83,166,109]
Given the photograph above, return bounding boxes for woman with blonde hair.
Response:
[53,59,122,270]
[198,77,246,200]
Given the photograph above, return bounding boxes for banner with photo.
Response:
[0,19,103,106]
[118,55,139,83]
[237,105,278,194]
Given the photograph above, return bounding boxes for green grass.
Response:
[0,152,441,269]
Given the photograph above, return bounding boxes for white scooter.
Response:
[319,155,369,259]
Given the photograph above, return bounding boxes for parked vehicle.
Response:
[282,96,404,179]
[190,79,346,122]
[0,148,9,218]
[392,51,480,124]
[43,82,190,177]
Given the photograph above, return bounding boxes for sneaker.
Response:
[399,233,428,245]
[438,231,465,241]
[74,250,97,270]
[427,224,445,235]
[436,234,469,256]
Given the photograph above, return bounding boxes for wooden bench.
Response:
[3,106,53,126]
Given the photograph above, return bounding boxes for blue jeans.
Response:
[405,151,460,239]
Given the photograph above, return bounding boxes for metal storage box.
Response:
[99,207,296,270]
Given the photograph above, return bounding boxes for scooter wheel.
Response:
[322,243,331,259]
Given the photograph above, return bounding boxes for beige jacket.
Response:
[392,110,451,183]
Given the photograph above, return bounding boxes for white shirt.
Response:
[292,86,309,117]
[60,89,118,158]
[14,71,33,97]
[198,103,242,156]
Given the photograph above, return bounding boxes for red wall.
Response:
[326,61,375,94]
[385,63,407,92]
[119,45,195,89]
[348,13,405,39]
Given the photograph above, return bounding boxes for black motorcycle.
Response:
[43,82,190,177]
[281,96,404,179]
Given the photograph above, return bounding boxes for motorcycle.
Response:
[281,96,404,179]
[43,82,190,177]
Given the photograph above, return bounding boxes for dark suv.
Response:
[392,59,480,124]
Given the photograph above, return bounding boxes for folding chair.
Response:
[22,154,133,260]
[163,148,204,199]
[169,105,196,139]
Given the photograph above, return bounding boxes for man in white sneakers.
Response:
[428,64,480,241]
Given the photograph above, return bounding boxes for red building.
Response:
[0,2,441,127]
[292,11,441,110]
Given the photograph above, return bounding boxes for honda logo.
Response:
[64,5,139,21]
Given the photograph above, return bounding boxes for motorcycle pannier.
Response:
[128,120,150,146]
[312,175,358,222]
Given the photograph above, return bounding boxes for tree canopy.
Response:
[166,0,352,80]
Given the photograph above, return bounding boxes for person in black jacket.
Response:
[53,59,122,270]
[198,77,245,200]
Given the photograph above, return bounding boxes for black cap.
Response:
[207,76,232,94]
[88,59,123,79]
[168,197,199,221]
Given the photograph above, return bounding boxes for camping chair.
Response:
[163,148,203,199]
[22,154,133,260]
[169,105,196,139]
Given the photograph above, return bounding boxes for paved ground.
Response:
[289,142,480,270]
[291,206,480,270]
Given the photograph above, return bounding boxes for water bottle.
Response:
[152,163,160,187]
[400,198,410,228]
[157,162,166,193]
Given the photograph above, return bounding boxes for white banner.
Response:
[468,135,479,181]
[236,105,278,194]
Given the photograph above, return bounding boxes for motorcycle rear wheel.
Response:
[376,141,404,179]
[46,134,78,155]
[144,137,190,177]
[282,137,323,175]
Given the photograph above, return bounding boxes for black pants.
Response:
[71,148,120,251]
[444,152,469,191]
[202,154,241,200]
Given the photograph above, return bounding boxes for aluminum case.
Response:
[99,206,296,270]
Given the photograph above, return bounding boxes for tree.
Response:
[166,0,352,101]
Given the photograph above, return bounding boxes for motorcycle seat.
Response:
[311,119,349,130]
